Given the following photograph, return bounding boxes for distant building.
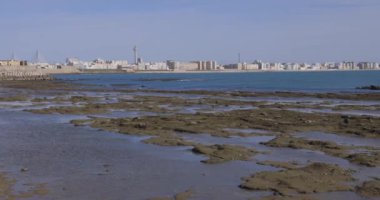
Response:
[197,61,218,70]
[0,60,28,66]
[310,63,322,70]
[283,63,300,71]
[243,63,260,70]
[145,62,168,71]
[358,62,378,70]
[338,61,356,70]
[223,63,238,70]
[322,62,337,70]
[66,58,82,66]
[167,60,218,71]
[79,59,129,70]
[268,63,283,71]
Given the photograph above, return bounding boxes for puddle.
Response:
[179,133,275,151]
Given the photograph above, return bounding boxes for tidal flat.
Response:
[0,80,379,200]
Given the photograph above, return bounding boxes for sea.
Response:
[54,71,380,93]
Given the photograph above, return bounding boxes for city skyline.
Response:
[1,0,380,63]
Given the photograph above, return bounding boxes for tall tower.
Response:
[36,50,41,63]
[35,49,45,63]
[133,46,138,65]
[11,51,15,60]
[238,53,241,63]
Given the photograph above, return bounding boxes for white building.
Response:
[283,63,300,71]
[167,60,218,71]
[358,62,379,70]
[78,59,129,70]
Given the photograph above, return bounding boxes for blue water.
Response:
[54,71,380,92]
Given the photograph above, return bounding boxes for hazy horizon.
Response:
[1,0,380,63]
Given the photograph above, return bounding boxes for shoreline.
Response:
[13,68,375,76]
[75,69,380,75]
[1,68,379,80]
[136,69,380,74]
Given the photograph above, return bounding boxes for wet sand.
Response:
[0,80,379,200]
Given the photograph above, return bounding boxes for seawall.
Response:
[0,66,79,81]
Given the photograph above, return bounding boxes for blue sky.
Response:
[0,0,379,63]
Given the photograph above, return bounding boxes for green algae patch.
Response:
[148,190,193,200]
[0,80,73,91]
[257,161,300,170]
[32,96,100,104]
[81,115,242,138]
[73,117,260,163]
[0,95,28,102]
[72,116,260,163]
[77,107,380,139]
[240,163,354,196]
[356,179,380,198]
[346,152,380,167]
[70,119,92,126]
[0,173,48,200]
[28,98,167,115]
[332,104,380,111]
[263,135,380,167]
[192,144,257,164]
[28,104,109,115]
[28,92,380,138]
[263,135,348,157]
[143,135,195,147]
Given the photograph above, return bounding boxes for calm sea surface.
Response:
[55,71,380,92]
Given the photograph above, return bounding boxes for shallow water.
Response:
[287,107,380,117]
[295,132,380,148]
[179,133,275,151]
[54,71,380,92]
[0,110,276,200]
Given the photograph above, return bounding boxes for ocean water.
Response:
[54,71,380,92]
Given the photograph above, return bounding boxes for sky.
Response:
[0,0,379,63]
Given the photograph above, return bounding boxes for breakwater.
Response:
[0,66,79,81]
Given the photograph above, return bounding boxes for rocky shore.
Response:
[0,80,379,200]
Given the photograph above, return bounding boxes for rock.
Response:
[20,167,28,172]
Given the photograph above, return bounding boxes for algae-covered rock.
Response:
[240,163,354,196]
[0,95,28,102]
[263,135,380,167]
[263,135,347,157]
[28,104,109,115]
[346,152,380,167]
[257,160,300,170]
[356,179,380,198]
[143,136,194,147]
[192,144,257,164]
